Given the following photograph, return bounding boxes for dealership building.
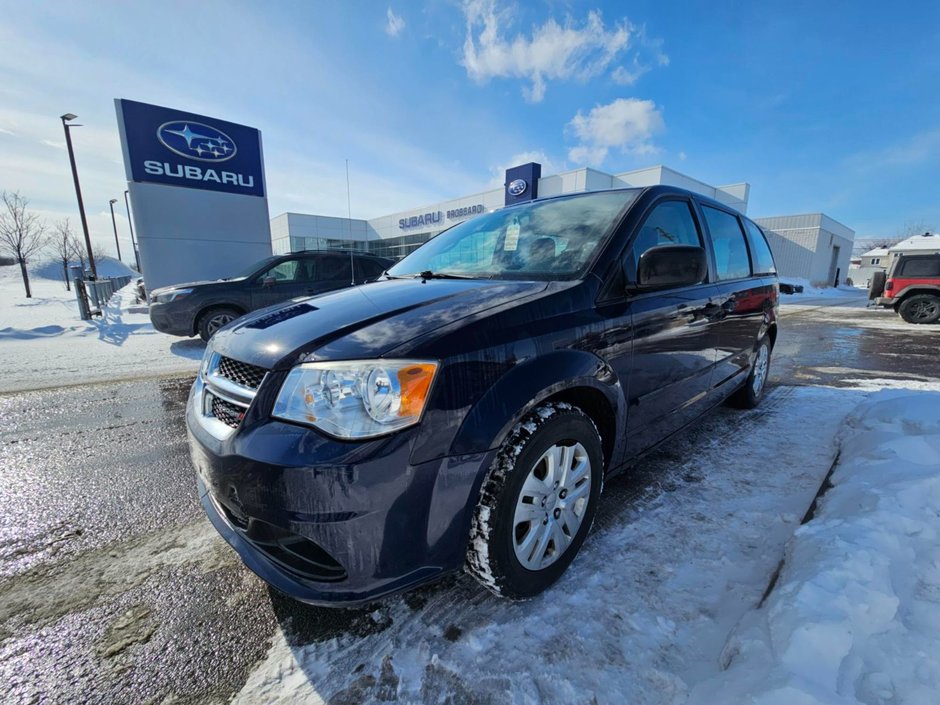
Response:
[270,162,854,285]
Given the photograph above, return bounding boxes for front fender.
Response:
[449,349,625,461]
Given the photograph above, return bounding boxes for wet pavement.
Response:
[0,294,936,704]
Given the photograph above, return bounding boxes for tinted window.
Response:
[624,200,703,284]
[898,258,940,277]
[317,256,352,281]
[702,206,752,280]
[358,259,387,281]
[387,190,640,280]
[743,220,777,275]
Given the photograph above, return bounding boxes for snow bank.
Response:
[779,277,859,297]
[691,389,940,705]
[0,265,199,393]
[31,256,137,281]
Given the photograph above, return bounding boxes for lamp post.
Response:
[61,113,96,279]
[108,199,123,262]
[123,190,141,272]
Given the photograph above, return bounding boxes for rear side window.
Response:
[743,220,777,275]
[316,256,352,282]
[898,258,940,277]
[357,259,387,281]
[702,206,752,280]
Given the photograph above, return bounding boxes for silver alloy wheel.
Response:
[206,312,235,337]
[513,441,592,571]
[752,343,769,396]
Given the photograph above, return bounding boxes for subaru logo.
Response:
[157,121,237,163]
[508,179,527,196]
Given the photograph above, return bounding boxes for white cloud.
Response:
[488,149,560,186]
[566,98,664,166]
[385,7,405,38]
[461,1,644,102]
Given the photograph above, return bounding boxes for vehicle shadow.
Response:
[170,338,206,360]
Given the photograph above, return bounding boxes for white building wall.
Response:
[756,214,855,286]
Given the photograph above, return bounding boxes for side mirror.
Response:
[262,276,276,287]
[635,245,707,290]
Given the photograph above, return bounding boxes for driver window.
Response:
[259,259,301,283]
[624,200,702,283]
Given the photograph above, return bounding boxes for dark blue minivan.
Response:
[187,186,779,605]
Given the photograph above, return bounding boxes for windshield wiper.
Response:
[416,270,477,280]
[382,270,480,280]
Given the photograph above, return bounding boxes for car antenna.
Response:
[346,159,355,286]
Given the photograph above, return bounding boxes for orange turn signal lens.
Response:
[396,363,438,418]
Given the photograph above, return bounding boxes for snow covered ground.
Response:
[0,260,201,393]
[691,389,940,705]
[778,279,869,314]
[232,382,940,705]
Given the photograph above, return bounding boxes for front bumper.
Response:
[149,301,195,337]
[186,389,492,606]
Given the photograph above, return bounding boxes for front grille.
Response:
[210,393,246,428]
[217,356,267,389]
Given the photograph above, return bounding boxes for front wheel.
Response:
[730,336,771,409]
[898,294,940,324]
[466,402,603,599]
[197,306,241,342]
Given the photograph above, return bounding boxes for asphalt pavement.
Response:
[0,294,936,704]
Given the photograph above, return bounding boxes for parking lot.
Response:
[1,294,937,704]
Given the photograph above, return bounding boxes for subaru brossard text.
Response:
[187,186,780,605]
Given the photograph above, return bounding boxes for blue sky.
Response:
[1,0,938,259]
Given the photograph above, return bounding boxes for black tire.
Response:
[466,402,604,599]
[730,336,772,409]
[197,306,242,341]
[868,270,886,300]
[898,294,940,324]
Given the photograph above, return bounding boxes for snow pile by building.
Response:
[691,389,940,704]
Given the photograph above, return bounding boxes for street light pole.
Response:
[108,199,122,262]
[61,113,97,279]
[123,190,141,272]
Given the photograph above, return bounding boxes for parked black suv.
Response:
[149,251,393,340]
[187,186,779,605]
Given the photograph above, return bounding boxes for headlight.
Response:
[272,360,438,439]
[153,288,193,304]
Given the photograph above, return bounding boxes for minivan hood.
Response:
[210,278,548,369]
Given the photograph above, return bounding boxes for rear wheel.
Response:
[730,336,771,409]
[466,402,603,599]
[898,294,940,324]
[197,306,241,341]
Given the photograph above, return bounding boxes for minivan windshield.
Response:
[386,190,639,280]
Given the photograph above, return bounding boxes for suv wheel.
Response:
[730,337,771,409]
[898,294,940,324]
[466,402,603,599]
[197,306,241,341]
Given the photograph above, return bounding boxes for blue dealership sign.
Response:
[116,99,265,197]
[504,162,541,206]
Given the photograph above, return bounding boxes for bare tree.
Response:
[69,233,87,273]
[52,218,75,291]
[0,191,47,298]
